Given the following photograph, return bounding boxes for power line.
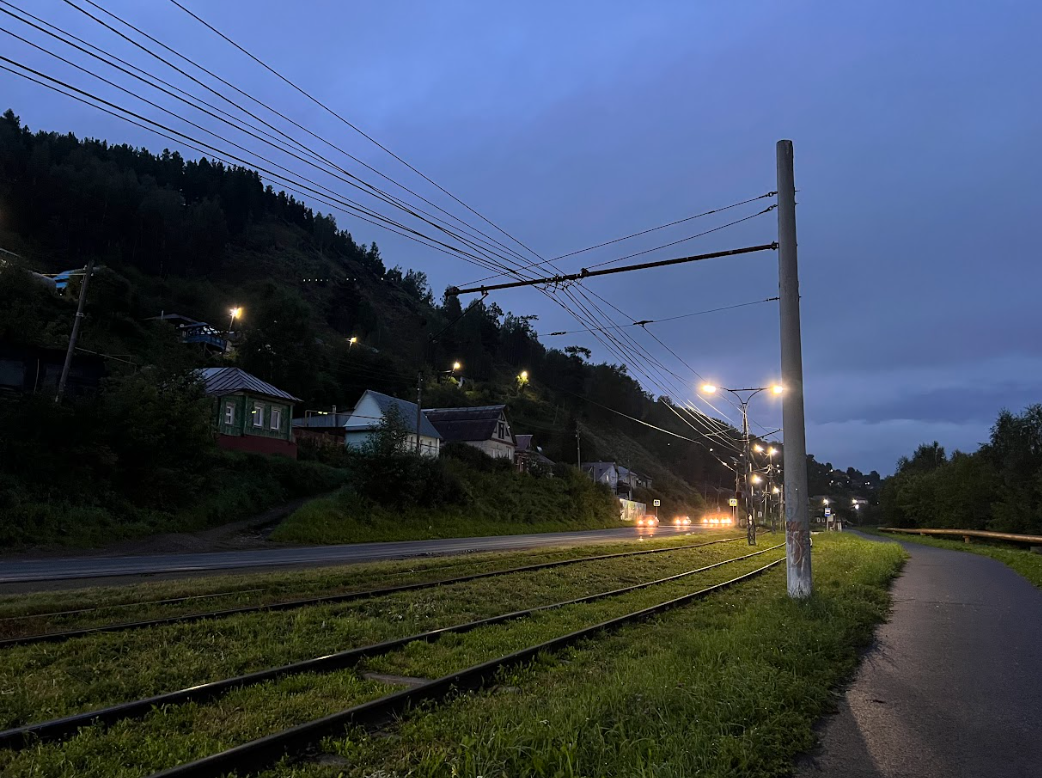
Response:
[545,297,779,336]
[463,191,777,285]
[585,205,777,271]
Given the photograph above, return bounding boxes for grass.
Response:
[0,537,747,730]
[270,462,621,545]
[0,532,739,640]
[265,533,906,778]
[0,535,904,778]
[869,528,1042,588]
[0,539,773,777]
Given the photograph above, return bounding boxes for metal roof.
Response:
[366,390,441,438]
[423,404,509,444]
[195,367,300,403]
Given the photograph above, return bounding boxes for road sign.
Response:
[824,507,831,516]
[728,498,738,507]
[652,499,661,507]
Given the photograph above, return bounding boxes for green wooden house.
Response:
[197,367,301,458]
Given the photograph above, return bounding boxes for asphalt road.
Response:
[0,526,704,589]
[797,532,1042,778]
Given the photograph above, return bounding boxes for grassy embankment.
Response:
[272,459,621,544]
[871,528,1042,588]
[0,534,905,778]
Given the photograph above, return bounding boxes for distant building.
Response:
[423,404,515,460]
[294,390,441,457]
[617,466,652,491]
[197,367,300,459]
[149,313,227,352]
[515,434,555,473]
[582,462,619,493]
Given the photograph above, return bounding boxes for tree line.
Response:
[880,405,1042,534]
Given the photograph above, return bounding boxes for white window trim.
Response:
[270,406,282,431]
[224,401,235,426]
[252,402,264,428]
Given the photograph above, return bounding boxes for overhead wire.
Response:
[545,297,778,336]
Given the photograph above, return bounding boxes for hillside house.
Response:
[423,404,515,460]
[149,313,227,352]
[515,434,555,473]
[295,390,441,457]
[582,462,619,493]
[0,343,104,399]
[197,367,300,459]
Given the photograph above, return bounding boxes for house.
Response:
[294,390,441,457]
[423,404,515,460]
[582,462,619,493]
[515,434,555,473]
[150,313,227,352]
[0,343,104,398]
[197,367,300,459]
[617,466,652,491]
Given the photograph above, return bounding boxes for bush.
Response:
[442,441,514,473]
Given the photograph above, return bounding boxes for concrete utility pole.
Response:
[415,371,424,455]
[777,139,812,599]
[575,425,582,467]
[55,257,95,404]
[739,404,755,545]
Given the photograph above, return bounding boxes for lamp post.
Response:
[700,383,783,545]
[348,336,358,349]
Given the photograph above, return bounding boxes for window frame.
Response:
[252,401,264,428]
[270,405,282,431]
[224,401,235,426]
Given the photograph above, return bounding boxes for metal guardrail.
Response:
[880,527,1042,545]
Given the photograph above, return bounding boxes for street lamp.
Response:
[228,307,242,331]
[348,336,358,348]
[698,381,784,545]
[452,361,462,372]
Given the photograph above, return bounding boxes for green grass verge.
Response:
[0,540,769,777]
[0,537,745,730]
[270,463,620,545]
[869,528,1042,588]
[0,535,902,778]
[268,533,906,778]
[0,532,738,640]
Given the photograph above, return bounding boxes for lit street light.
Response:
[348,336,358,348]
[698,381,785,545]
[228,306,242,332]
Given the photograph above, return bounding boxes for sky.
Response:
[2,0,1040,474]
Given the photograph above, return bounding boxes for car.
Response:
[673,515,692,527]
[701,514,734,527]
[635,515,659,527]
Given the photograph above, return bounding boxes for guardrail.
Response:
[880,527,1042,545]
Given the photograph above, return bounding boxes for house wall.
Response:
[467,439,515,460]
[216,434,297,459]
[344,429,440,457]
[214,393,294,443]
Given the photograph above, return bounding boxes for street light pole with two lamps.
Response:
[700,383,783,545]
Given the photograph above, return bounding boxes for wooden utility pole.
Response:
[55,258,95,403]
[777,140,812,598]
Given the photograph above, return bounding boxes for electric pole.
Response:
[740,404,755,545]
[778,139,812,599]
[575,424,582,468]
[55,257,95,404]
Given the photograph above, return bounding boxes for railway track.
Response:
[0,544,781,749]
[0,535,742,649]
[144,558,784,778]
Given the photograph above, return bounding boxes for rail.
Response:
[0,544,781,749]
[0,535,742,649]
[880,527,1042,545]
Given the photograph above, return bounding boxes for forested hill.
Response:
[0,109,866,515]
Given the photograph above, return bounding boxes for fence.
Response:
[880,527,1042,546]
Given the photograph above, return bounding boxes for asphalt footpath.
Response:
[796,531,1042,778]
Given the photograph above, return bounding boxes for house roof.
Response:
[515,434,534,453]
[364,390,442,438]
[422,404,511,444]
[196,367,300,403]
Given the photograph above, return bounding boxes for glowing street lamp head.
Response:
[452,361,462,371]
[750,474,762,484]
[753,444,764,453]
[519,370,529,381]
[823,498,830,505]
[229,307,242,320]
[701,384,718,394]
[349,336,358,344]
[768,447,776,456]
[772,486,780,494]
[771,384,784,395]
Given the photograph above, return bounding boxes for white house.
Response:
[423,404,515,459]
[294,390,441,456]
[582,462,619,493]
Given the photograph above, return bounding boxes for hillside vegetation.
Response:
[0,109,757,546]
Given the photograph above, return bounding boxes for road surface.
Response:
[797,532,1042,778]
[0,526,706,589]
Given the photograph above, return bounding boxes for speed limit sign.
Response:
[653,499,661,507]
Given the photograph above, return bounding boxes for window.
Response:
[252,402,264,428]
[224,401,235,426]
[270,406,282,431]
